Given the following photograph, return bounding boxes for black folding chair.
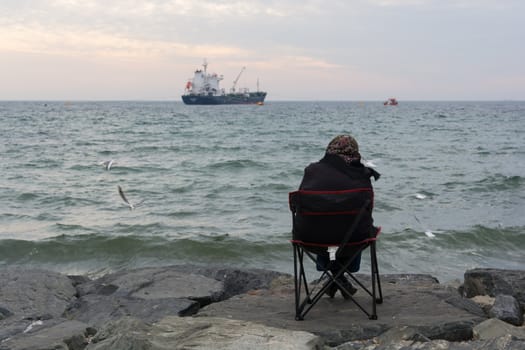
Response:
[289,189,383,320]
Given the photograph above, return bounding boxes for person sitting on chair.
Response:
[298,134,380,299]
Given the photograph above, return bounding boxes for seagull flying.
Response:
[100,159,114,171]
[118,185,144,210]
[415,216,439,238]
[424,230,436,238]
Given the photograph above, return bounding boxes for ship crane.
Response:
[231,66,246,93]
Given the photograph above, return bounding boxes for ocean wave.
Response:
[17,192,40,201]
[467,174,524,193]
[40,195,101,208]
[113,222,172,235]
[0,212,32,221]
[381,225,525,251]
[206,159,267,171]
[377,225,525,281]
[0,234,291,275]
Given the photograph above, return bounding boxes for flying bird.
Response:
[424,230,436,238]
[414,193,427,200]
[100,159,114,171]
[118,185,144,210]
[415,215,440,238]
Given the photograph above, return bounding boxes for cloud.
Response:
[43,0,321,20]
[275,56,343,70]
[366,0,427,6]
[0,22,250,62]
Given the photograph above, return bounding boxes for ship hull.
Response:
[182,92,266,105]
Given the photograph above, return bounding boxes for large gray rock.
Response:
[375,325,431,344]
[76,267,224,304]
[334,335,525,350]
[473,318,525,340]
[198,274,485,346]
[65,267,224,327]
[76,265,287,303]
[463,269,525,306]
[85,317,153,350]
[66,265,291,328]
[168,265,290,299]
[64,293,199,327]
[489,294,523,326]
[0,319,92,350]
[0,267,77,343]
[86,316,324,350]
[0,267,76,320]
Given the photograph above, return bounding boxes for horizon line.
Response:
[1,99,524,103]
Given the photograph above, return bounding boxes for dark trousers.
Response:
[316,251,361,274]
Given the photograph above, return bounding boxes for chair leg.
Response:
[370,242,377,320]
[293,244,301,320]
[293,245,309,320]
[334,244,383,320]
[371,242,383,304]
[293,245,342,320]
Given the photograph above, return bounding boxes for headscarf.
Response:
[325,135,361,164]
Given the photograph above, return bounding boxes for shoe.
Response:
[324,283,338,298]
[336,276,357,299]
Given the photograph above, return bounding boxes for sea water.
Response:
[1,101,524,282]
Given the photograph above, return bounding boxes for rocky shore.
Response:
[1,265,524,349]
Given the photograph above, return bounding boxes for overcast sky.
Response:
[1,0,523,101]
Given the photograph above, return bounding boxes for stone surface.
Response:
[2,266,525,349]
[86,316,324,350]
[334,335,525,349]
[470,295,495,314]
[375,326,431,344]
[64,266,230,328]
[198,273,485,346]
[0,267,78,344]
[65,265,292,328]
[86,317,153,350]
[473,318,525,340]
[0,319,91,350]
[463,269,525,306]
[0,267,76,320]
[488,294,524,326]
[76,267,224,303]
[64,293,200,328]
[168,264,290,299]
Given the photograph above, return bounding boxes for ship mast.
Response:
[202,59,208,87]
[231,66,246,93]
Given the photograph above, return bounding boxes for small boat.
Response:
[384,98,398,106]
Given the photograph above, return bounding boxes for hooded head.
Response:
[325,134,361,164]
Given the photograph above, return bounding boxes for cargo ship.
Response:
[182,60,267,105]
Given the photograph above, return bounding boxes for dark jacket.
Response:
[296,154,380,244]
